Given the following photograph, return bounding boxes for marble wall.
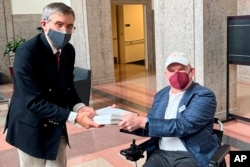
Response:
[202,0,237,118]
[85,0,115,85]
[154,0,195,89]
[0,0,40,82]
[70,1,91,72]
[0,0,12,83]
[71,0,118,85]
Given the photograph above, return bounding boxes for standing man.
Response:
[4,2,101,167]
[119,52,220,167]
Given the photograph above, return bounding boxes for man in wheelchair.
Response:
[119,52,221,167]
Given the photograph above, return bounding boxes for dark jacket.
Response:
[4,33,81,160]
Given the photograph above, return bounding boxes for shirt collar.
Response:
[45,33,61,54]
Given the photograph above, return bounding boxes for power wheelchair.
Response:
[120,118,231,167]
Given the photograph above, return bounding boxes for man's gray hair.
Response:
[41,2,75,21]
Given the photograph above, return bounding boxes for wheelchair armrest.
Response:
[209,144,231,167]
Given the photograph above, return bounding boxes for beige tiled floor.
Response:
[0,63,250,167]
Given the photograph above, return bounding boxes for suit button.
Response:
[44,124,48,127]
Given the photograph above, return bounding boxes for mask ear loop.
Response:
[187,68,194,84]
[187,65,194,74]
[188,69,192,74]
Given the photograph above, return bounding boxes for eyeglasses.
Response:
[48,21,76,32]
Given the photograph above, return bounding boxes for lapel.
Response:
[177,82,196,117]
[157,87,171,118]
[39,33,65,88]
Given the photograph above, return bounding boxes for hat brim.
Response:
[165,60,189,68]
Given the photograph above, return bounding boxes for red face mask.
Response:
[169,71,190,90]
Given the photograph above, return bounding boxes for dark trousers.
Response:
[143,150,198,167]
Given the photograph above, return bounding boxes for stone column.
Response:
[0,0,14,83]
[71,0,115,85]
[154,0,237,119]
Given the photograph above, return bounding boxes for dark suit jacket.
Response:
[4,33,82,160]
[130,83,220,167]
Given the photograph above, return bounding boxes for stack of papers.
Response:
[93,106,130,124]
[93,114,123,124]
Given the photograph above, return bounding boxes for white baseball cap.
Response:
[164,52,190,68]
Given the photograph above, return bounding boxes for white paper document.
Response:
[93,106,133,124]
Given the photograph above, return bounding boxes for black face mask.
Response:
[47,29,71,49]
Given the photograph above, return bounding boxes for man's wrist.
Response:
[140,117,148,129]
[75,113,80,124]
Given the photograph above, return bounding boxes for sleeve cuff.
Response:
[73,103,85,112]
[67,112,78,124]
[67,103,86,124]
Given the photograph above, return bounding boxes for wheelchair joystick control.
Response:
[130,139,136,150]
[120,139,145,162]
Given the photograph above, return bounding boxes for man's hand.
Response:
[78,106,96,116]
[118,112,147,132]
[76,106,102,129]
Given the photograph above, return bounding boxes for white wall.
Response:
[11,0,70,14]
[123,5,145,63]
